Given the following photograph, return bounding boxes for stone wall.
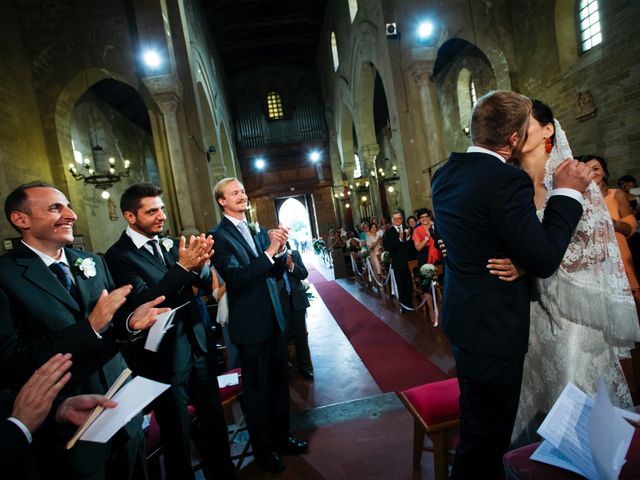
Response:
[0,1,54,248]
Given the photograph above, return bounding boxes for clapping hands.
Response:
[178,234,214,272]
[267,225,289,257]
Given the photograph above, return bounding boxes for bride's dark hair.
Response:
[531,99,556,148]
[508,99,555,167]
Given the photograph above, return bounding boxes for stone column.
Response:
[359,143,381,218]
[143,74,198,235]
[408,47,445,172]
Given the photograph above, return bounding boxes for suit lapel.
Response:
[65,248,93,314]
[221,217,257,259]
[120,232,168,274]
[16,245,80,312]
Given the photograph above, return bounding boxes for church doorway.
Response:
[276,195,316,253]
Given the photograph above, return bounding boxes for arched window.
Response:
[353,153,362,178]
[578,0,602,52]
[266,91,284,120]
[457,68,474,132]
[348,0,358,23]
[331,32,339,71]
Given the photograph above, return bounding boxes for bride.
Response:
[487,99,640,446]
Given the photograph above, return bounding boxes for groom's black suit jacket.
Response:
[432,152,583,358]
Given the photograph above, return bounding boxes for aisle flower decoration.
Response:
[418,263,437,288]
[381,251,391,266]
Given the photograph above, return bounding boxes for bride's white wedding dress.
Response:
[511,120,640,446]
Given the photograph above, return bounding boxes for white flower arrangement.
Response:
[418,263,437,288]
[161,238,174,252]
[248,221,260,235]
[74,257,96,278]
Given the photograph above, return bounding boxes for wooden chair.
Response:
[407,260,425,315]
[398,378,460,480]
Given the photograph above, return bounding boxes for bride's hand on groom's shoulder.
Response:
[487,258,524,282]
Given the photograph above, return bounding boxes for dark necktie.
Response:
[148,239,166,265]
[283,271,292,295]
[49,262,80,303]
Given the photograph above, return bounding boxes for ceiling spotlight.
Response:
[388,186,395,193]
[310,151,321,162]
[345,203,351,209]
[255,158,266,170]
[101,190,110,199]
[361,196,367,202]
[418,21,434,40]
[142,49,162,69]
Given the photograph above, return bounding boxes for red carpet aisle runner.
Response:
[307,265,449,392]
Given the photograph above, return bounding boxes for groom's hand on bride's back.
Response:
[487,258,524,282]
[553,159,594,193]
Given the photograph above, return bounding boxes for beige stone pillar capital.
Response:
[143,74,198,235]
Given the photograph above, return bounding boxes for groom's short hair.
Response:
[471,91,531,150]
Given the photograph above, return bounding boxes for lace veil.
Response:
[537,120,640,343]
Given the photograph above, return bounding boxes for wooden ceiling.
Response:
[201,0,328,75]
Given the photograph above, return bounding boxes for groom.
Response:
[432,91,592,478]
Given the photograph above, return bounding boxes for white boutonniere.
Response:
[248,221,260,235]
[74,257,96,278]
[160,238,174,252]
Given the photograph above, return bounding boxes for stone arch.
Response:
[555,0,580,71]
[55,69,157,250]
[435,32,511,91]
[195,81,222,179]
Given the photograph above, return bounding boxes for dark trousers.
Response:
[451,346,525,480]
[280,294,312,371]
[153,349,234,480]
[394,266,413,311]
[237,325,290,458]
[35,425,146,480]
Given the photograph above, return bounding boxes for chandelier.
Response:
[68,108,130,199]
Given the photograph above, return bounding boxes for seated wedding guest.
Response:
[105,183,235,480]
[579,155,640,310]
[209,177,308,474]
[2,353,117,480]
[383,211,413,313]
[366,223,383,281]
[278,248,314,380]
[0,181,165,479]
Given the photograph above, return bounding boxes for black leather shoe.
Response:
[256,451,285,473]
[299,369,314,380]
[277,436,309,455]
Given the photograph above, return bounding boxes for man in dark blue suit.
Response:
[209,178,308,473]
[105,183,235,479]
[432,91,593,479]
[0,181,165,479]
